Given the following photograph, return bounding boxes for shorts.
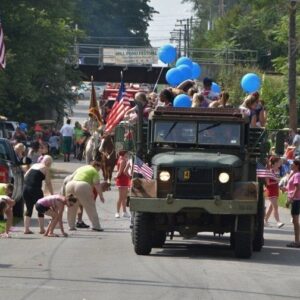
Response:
[291,200,300,216]
[35,203,49,214]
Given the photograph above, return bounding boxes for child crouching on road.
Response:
[35,194,77,237]
[0,184,15,238]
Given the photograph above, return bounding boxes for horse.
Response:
[84,131,101,164]
[97,134,117,185]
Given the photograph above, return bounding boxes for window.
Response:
[0,143,9,160]
[198,123,241,146]
[154,121,197,144]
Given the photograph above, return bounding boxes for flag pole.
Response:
[152,66,164,93]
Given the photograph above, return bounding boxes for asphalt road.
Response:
[1,100,300,300]
[1,161,300,300]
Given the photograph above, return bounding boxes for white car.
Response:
[75,82,105,100]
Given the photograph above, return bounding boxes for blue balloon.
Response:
[173,94,192,108]
[166,68,184,86]
[158,44,177,64]
[19,122,28,131]
[176,56,193,69]
[177,64,192,81]
[241,73,261,93]
[211,82,221,93]
[191,62,201,79]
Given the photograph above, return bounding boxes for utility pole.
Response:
[169,29,182,58]
[219,0,225,17]
[178,29,182,58]
[288,1,298,131]
[175,19,188,57]
[186,18,190,56]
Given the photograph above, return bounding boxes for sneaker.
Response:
[91,227,104,232]
[122,211,130,218]
[115,213,120,218]
[277,222,285,228]
[76,221,90,228]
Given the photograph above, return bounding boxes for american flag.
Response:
[256,162,278,180]
[133,156,153,181]
[104,80,131,134]
[0,21,6,70]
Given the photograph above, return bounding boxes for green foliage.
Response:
[0,220,5,233]
[185,0,292,70]
[261,75,288,129]
[0,0,155,125]
[0,1,80,123]
[216,65,262,107]
[74,0,156,46]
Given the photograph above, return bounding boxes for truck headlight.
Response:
[159,171,171,182]
[219,172,230,183]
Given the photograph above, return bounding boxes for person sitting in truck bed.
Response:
[209,91,232,108]
[159,89,174,107]
[124,92,151,124]
[239,94,258,128]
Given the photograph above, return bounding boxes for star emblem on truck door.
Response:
[183,170,190,180]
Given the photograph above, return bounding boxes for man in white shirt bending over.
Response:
[60,119,74,162]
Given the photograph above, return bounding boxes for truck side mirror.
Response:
[275,131,285,156]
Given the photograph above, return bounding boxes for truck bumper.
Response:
[130,197,257,214]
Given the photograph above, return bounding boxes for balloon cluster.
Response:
[158,45,202,88]
[165,56,202,87]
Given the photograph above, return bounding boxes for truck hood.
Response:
[152,152,242,168]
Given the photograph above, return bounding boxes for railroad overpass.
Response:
[71,44,258,83]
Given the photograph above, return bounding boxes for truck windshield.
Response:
[154,121,197,143]
[153,121,241,146]
[198,122,241,146]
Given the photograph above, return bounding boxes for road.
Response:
[1,99,300,300]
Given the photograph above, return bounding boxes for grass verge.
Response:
[0,217,22,233]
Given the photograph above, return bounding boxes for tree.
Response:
[0,1,80,123]
[74,0,156,46]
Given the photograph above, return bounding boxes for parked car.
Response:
[0,117,19,139]
[73,82,105,100]
[0,138,24,217]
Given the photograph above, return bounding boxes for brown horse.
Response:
[97,134,117,185]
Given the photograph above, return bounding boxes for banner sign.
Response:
[103,47,158,65]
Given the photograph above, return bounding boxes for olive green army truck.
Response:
[115,106,268,258]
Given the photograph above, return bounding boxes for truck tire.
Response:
[253,182,265,251]
[133,212,152,255]
[234,215,253,259]
[151,230,166,248]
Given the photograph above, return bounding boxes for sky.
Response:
[147,0,193,48]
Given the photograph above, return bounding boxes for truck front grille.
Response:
[175,168,214,199]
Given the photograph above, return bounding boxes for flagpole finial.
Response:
[91,75,94,82]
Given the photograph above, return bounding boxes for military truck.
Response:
[115,105,268,258]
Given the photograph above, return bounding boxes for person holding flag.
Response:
[261,156,284,228]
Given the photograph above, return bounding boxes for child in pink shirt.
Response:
[36,194,77,237]
[285,159,300,248]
